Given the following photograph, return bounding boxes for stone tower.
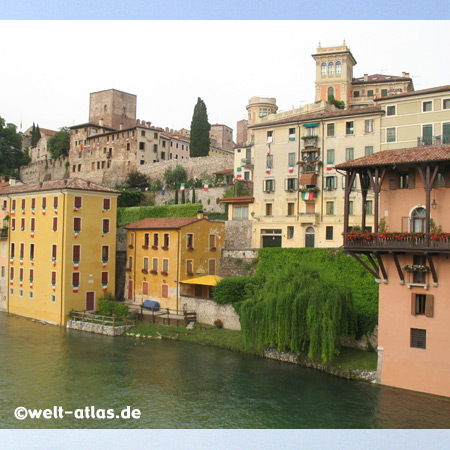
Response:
[89,89,137,130]
[246,97,278,143]
[311,41,356,108]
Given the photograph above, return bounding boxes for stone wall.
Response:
[20,159,68,184]
[219,249,258,278]
[180,295,241,331]
[67,320,133,336]
[224,220,253,249]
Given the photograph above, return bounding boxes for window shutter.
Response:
[73,245,80,261]
[284,178,288,191]
[408,170,416,189]
[143,282,149,295]
[101,272,108,285]
[411,293,416,315]
[425,295,434,317]
[389,173,398,190]
[74,197,82,208]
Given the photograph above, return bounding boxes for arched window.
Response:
[328,62,334,75]
[336,61,342,75]
[328,87,334,98]
[305,227,315,248]
[411,207,426,232]
[321,63,327,76]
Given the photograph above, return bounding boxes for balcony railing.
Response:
[302,137,319,148]
[417,135,450,147]
[344,232,450,251]
[0,228,7,239]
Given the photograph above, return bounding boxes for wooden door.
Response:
[128,279,133,300]
[86,292,95,311]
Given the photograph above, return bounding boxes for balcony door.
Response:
[411,207,426,232]
[443,123,450,145]
[422,125,432,146]
[305,227,315,248]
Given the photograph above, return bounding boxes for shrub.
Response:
[213,276,255,304]
[98,299,130,317]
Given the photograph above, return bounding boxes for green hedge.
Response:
[213,276,256,304]
[98,300,130,317]
[117,203,203,226]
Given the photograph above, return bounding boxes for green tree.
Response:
[190,97,211,157]
[328,94,345,110]
[126,171,151,190]
[0,117,28,177]
[164,165,187,189]
[47,127,70,159]
[35,125,41,145]
[31,123,37,146]
[192,188,196,203]
[117,189,145,207]
[181,188,186,204]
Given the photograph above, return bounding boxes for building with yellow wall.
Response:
[124,213,225,311]
[3,178,120,325]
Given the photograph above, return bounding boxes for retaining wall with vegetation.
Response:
[67,320,134,336]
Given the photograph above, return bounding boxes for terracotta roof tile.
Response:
[352,74,411,84]
[124,217,200,230]
[336,145,450,169]
[375,85,450,101]
[0,178,121,195]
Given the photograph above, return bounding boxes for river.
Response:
[1,313,449,429]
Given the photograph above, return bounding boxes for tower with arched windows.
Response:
[312,41,356,108]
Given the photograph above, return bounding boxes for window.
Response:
[287,203,295,216]
[29,291,33,299]
[346,121,354,135]
[423,101,432,112]
[288,152,296,167]
[208,259,216,275]
[103,198,111,211]
[102,246,109,262]
[186,260,193,275]
[187,234,194,248]
[29,268,33,283]
[102,219,110,234]
[326,202,334,215]
[153,233,159,248]
[139,142,145,150]
[30,218,35,232]
[52,244,57,261]
[285,178,298,192]
[266,155,273,169]
[162,259,169,274]
[20,243,24,260]
[435,172,445,187]
[72,272,80,287]
[321,63,327,75]
[74,197,82,209]
[51,295,56,303]
[411,328,426,349]
[53,196,58,209]
[12,199,16,212]
[21,199,26,211]
[381,89,388,97]
[365,146,374,156]
[345,148,354,161]
[324,176,337,190]
[365,200,373,215]
[263,179,275,193]
[327,123,335,137]
[353,91,360,98]
[365,119,374,133]
[411,293,433,317]
[51,271,56,286]
[233,206,249,220]
[287,226,294,239]
[387,105,396,116]
[265,203,272,216]
[74,217,81,232]
[141,130,145,137]
[289,128,296,140]
[335,61,341,74]
[163,233,169,248]
[327,149,335,164]
[143,257,149,272]
[399,173,409,189]
[328,62,334,75]
[52,217,58,232]
[443,99,450,110]
[367,89,374,97]
[73,245,80,262]
[267,130,273,143]
[19,267,23,283]
[21,218,25,231]
[387,128,396,142]
[10,266,14,281]
[326,226,333,240]
[10,243,15,259]
[128,255,133,270]
[11,218,15,231]
[209,235,216,249]
[349,201,354,216]
[306,126,317,137]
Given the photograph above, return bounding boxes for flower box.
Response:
[128,245,134,249]
[210,247,216,251]
[162,246,169,250]
[126,267,132,272]
[402,264,430,272]
[152,245,158,250]
[142,245,149,249]
[160,271,168,276]
[150,270,158,275]
[141,269,148,274]
[187,246,194,250]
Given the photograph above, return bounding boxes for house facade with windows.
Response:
[375,85,450,151]
[124,213,225,311]
[337,145,450,398]
[1,178,120,325]
[247,102,383,249]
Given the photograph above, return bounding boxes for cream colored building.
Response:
[376,85,450,150]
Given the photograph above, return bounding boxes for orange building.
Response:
[124,212,225,311]
[338,145,450,398]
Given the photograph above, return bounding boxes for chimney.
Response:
[402,72,410,78]
[119,123,123,130]
[363,74,368,82]
[99,118,104,127]
[197,210,204,220]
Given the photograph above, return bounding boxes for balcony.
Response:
[417,135,450,147]
[302,136,319,148]
[241,157,254,170]
[0,228,7,239]
[299,212,320,225]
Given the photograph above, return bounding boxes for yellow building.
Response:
[3,178,120,325]
[124,212,225,311]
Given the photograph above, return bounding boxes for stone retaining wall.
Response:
[67,320,133,336]
[180,295,241,331]
[219,249,258,277]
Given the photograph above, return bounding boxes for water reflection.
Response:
[1,313,449,429]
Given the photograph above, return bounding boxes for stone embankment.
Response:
[67,320,134,336]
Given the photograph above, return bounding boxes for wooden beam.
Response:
[417,165,426,185]
[426,253,438,285]
[374,167,379,233]
[391,252,405,283]
[425,164,431,235]
[349,253,379,279]
[430,164,439,187]
[365,252,380,275]
[375,252,388,281]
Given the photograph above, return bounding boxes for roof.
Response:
[249,106,383,129]
[0,178,121,195]
[352,74,412,85]
[39,128,57,137]
[124,217,200,230]
[70,123,116,131]
[335,145,450,170]
[375,85,450,102]
[180,275,223,286]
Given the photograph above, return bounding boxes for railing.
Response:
[0,228,8,239]
[142,307,197,325]
[344,233,450,251]
[303,137,319,148]
[417,136,450,147]
[70,311,140,326]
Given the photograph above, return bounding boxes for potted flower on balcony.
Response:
[152,245,158,250]
[150,269,158,275]
[161,270,168,276]
[128,244,134,249]
[142,245,149,249]
[141,268,148,274]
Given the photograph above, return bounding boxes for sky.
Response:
[1,21,450,141]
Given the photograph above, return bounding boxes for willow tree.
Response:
[238,265,356,362]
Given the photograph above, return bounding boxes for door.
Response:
[422,125,432,146]
[128,279,133,301]
[86,292,95,311]
[443,123,450,145]
[411,207,426,232]
[305,227,315,248]
[262,235,282,248]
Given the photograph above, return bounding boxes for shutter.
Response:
[103,219,110,233]
[323,177,327,189]
[54,197,58,208]
[52,245,57,259]
[75,197,82,208]
[30,269,34,282]
[73,272,80,285]
[411,293,416,315]
[101,272,108,285]
[425,295,434,317]
[143,282,149,295]
[73,245,80,261]
[389,173,398,190]
[408,170,416,189]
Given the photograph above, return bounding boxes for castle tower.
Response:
[246,97,278,143]
[89,89,137,130]
[312,41,356,108]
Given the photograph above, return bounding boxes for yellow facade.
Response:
[4,179,119,325]
[125,216,225,311]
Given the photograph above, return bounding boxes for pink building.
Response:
[338,145,450,398]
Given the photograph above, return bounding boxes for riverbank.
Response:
[127,322,377,382]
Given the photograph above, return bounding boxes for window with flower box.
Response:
[51,271,56,286]
[143,233,149,248]
[53,196,58,209]
[209,235,216,249]
[30,243,34,260]
[30,218,35,233]
[52,217,58,232]
[74,217,81,233]
[102,219,110,234]
[143,257,149,273]
[73,245,80,262]
[187,234,194,249]
[102,246,109,262]
[52,244,57,262]
[11,218,15,231]
[162,259,169,275]
[163,233,169,249]
[29,269,33,284]
[153,233,159,248]
[101,272,108,285]
[20,243,24,260]
[21,199,25,211]
[10,243,14,259]
[152,258,158,273]
[20,218,25,231]
[42,197,46,211]
[72,272,80,287]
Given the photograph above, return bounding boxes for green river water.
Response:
[1,313,450,429]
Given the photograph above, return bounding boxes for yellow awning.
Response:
[180,275,223,286]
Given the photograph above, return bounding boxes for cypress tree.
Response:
[190,97,211,157]
[31,123,36,146]
[174,187,179,205]
[35,124,41,143]
[192,189,196,204]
